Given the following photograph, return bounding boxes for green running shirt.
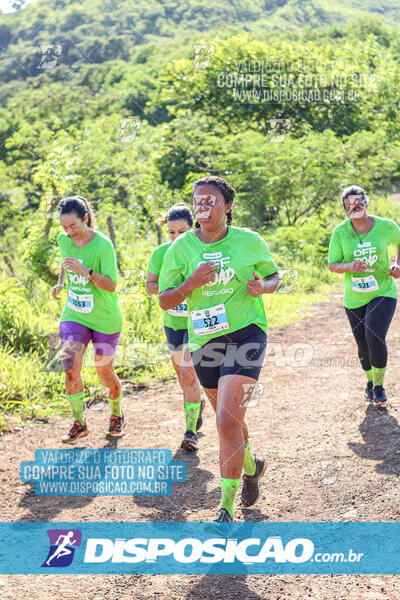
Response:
[158,226,279,351]
[328,216,400,309]
[147,241,188,331]
[57,230,122,334]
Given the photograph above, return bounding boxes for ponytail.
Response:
[58,195,96,228]
[156,203,194,228]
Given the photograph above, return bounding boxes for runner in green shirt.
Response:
[146,204,203,452]
[51,196,124,443]
[159,176,281,522]
[328,185,400,407]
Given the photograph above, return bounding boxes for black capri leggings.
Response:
[345,296,396,370]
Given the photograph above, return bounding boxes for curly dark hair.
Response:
[192,176,236,228]
[341,185,367,209]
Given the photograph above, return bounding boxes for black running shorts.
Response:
[190,323,267,389]
[164,326,189,352]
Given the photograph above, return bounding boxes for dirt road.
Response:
[1,301,400,599]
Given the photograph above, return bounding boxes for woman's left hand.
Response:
[389,264,400,278]
[63,257,87,276]
[247,271,264,297]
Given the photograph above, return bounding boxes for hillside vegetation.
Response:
[1,1,400,430]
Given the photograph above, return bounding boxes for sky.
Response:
[0,0,38,13]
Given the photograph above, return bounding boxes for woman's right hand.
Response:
[187,262,219,290]
[351,259,368,273]
[51,284,64,300]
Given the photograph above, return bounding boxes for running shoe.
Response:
[181,430,198,452]
[364,381,374,402]
[241,457,267,507]
[213,508,233,522]
[108,413,125,437]
[373,386,388,408]
[62,420,88,444]
[196,399,204,431]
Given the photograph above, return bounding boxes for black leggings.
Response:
[345,296,396,370]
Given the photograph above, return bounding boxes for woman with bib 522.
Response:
[159,176,280,521]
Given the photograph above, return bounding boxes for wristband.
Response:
[88,268,93,278]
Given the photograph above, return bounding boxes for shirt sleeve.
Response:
[159,245,185,292]
[99,238,118,284]
[147,247,163,276]
[328,227,344,263]
[389,220,400,246]
[253,234,279,278]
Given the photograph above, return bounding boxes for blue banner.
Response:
[1,522,399,574]
[20,449,186,496]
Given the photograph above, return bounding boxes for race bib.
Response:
[67,289,94,313]
[191,303,229,336]
[167,303,188,317]
[352,275,379,293]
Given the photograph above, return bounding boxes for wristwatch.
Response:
[88,268,93,278]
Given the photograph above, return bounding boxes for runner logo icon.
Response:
[41,529,82,567]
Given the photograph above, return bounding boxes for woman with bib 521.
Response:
[328,185,400,407]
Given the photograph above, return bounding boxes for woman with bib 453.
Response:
[328,185,400,407]
[52,196,124,443]
[159,176,281,522]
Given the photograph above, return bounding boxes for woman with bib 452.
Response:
[328,185,400,407]
[52,196,124,443]
[159,176,281,522]
[146,203,203,452]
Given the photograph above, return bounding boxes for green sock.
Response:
[243,440,256,476]
[184,402,201,433]
[109,393,123,417]
[364,368,373,382]
[67,391,85,424]
[220,477,241,518]
[372,366,386,388]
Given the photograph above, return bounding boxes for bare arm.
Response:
[247,270,281,297]
[58,261,65,285]
[146,271,159,295]
[261,271,281,293]
[159,262,219,310]
[389,246,400,278]
[86,269,116,292]
[159,279,194,310]
[51,261,65,300]
[329,259,367,274]
[62,257,116,292]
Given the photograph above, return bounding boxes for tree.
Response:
[10,0,25,10]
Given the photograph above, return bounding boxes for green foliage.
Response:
[2,3,400,430]
[0,275,45,351]
[157,32,400,138]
